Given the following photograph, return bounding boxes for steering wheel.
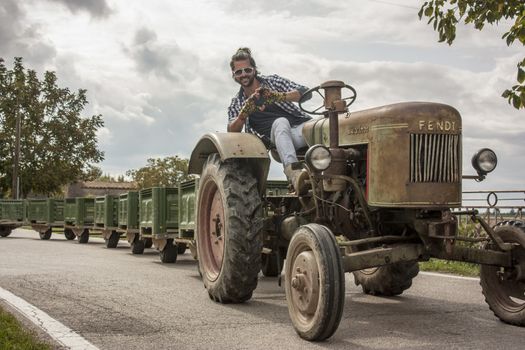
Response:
[299,84,357,115]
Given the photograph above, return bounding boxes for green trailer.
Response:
[0,199,25,238]
[138,187,179,263]
[117,191,147,250]
[178,179,199,258]
[27,198,66,240]
[94,195,120,248]
[64,197,95,244]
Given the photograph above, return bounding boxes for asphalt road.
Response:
[0,229,523,350]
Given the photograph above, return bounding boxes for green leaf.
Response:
[502,89,512,98]
[512,94,522,109]
[518,67,525,84]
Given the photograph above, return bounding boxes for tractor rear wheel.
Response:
[285,224,345,341]
[197,154,263,303]
[144,238,153,249]
[480,223,525,326]
[353,261,419,296]
[39,228,52,240]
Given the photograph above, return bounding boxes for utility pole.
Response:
[12,100,21,199]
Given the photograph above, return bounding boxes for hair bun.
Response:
[237,47,252,56]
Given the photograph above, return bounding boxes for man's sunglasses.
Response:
[233,67,255,76]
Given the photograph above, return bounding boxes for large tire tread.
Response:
[285,224,345,341]
[199,154,263,304]
[480,222,525,326]
[353,261,419,296]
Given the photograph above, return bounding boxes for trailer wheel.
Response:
[353,261,419,296]
[285,224,345,341]
[0,226,13,237]
[197,154,263,303]
[105,231,119,248]
[261,252,284,277]
[160,239,178,263]
[64,229,76,240]
[177,243,187,255]
[77,229,89,244]
[131,235,145,254]
[39,228,52,240]
[480,224,525,326]
[144,238,153,249]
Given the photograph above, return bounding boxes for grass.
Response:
[0,305,51,350]
[419,258,480,277]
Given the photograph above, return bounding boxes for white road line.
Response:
[0,287,99,350]
[420,271,480,281]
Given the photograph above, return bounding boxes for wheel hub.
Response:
[209,190,225,268]
[291,251,319,315]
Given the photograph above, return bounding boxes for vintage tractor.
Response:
[188,81,525,341]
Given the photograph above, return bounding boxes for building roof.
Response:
[80,181,137,190]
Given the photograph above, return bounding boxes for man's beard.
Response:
[237,74,255,88]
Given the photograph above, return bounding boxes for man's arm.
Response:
[227,113,246,132]
[285,90,302,102]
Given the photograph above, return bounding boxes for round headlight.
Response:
[472,148,497,175]
[305,145,331,171]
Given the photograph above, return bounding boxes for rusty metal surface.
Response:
[342,244,425,272]
[188,132,270,194]
[302,102,462,208]
[188,132,269,173]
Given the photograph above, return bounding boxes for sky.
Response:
[1,0,523,198]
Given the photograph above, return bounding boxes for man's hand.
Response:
[257,88,287,105]
[239,88,288,117]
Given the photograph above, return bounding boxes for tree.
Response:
[419,0,525,109]
[0,57,104,197]
[81,165,103,182]
[126,156,193,189]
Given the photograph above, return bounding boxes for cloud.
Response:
[16,0,524,192]
[47,0,112,18]
[0,0,56,66]
[125,27,199,83]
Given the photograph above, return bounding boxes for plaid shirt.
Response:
[227,74,311,134]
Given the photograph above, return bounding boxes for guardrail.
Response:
[455,190,525,236]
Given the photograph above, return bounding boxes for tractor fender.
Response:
[188,132,270,194]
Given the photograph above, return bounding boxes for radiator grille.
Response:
[410,133,460,183]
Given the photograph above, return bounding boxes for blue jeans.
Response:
[270,118,307,168]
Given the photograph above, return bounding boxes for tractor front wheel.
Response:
[480,223,525,326]
[285,224,345,341]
